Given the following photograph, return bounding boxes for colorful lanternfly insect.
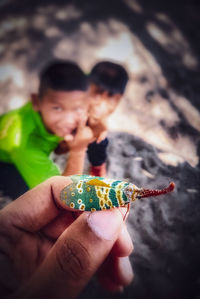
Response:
[60,175,175,212]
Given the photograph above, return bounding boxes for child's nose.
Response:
[60,112,76,126]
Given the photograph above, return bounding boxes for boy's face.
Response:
[32,89,89,138]
[88,84,121,120]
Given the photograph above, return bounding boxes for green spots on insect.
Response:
[89,198,93,203]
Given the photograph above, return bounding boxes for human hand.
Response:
[64,118,96,152]
[0,176,133,299]
[88,116,108,143]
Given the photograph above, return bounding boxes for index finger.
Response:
[0,176,73,232]
[76,115,88,132]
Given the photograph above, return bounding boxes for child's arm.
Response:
[62,120,95,176]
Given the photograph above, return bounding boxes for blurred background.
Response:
[0,0,200,298]
[1,0,200,166]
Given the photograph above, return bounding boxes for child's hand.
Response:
[64,119,95,152]
[88,116,108,143]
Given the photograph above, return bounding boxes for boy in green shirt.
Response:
[0,60,94,198]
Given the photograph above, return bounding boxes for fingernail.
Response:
[87,210,122,241]
[119,256,134,284]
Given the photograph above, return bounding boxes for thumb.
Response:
[18,210,124,299]
[64,134,74,142]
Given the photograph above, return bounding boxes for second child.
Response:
[87,61,129,176]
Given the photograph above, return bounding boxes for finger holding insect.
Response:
[58,182,134,259]
[54,199,133,257]
[112,222,134,257]
[58,175,174,260]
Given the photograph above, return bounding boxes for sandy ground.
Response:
[0,0,200,298]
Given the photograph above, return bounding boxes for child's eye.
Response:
[52,106,62,111]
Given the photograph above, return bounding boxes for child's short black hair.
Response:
[39,60,88,97]
[89,61,129,95]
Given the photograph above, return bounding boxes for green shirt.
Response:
[0,102,62,188]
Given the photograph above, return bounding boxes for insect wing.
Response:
[61,182,88,211]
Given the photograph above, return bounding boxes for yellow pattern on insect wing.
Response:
[115,182,126,207]
[86,178,110,188]
[95,186,113,210]
[95,186,106,209]
[79,203,85,211]
[63,191,67,200]
[70,202,75,208]
[104,188,113,209]
[77,180,83,194]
